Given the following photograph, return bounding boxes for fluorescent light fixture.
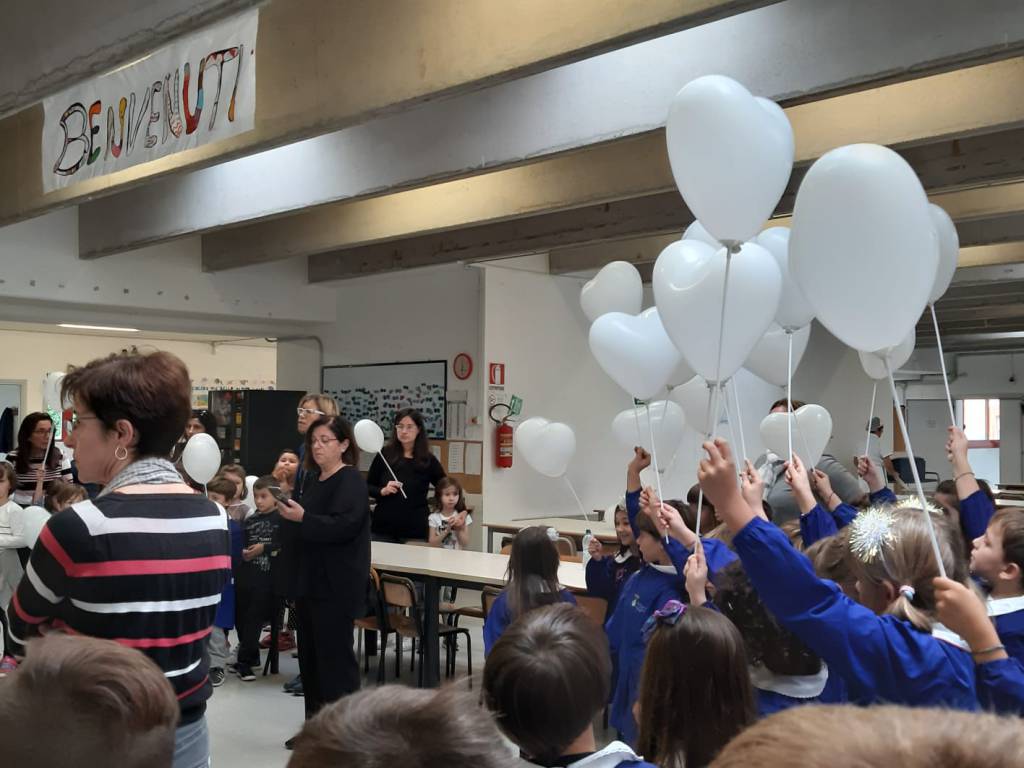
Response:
[58,323,140,333]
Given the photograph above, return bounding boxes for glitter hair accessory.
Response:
[893,496,944,517]
[849,506,897,562]
[641,599,687,642]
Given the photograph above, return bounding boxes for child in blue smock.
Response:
[947,426,996,543]
[699,440,978,711]
[586,504,641,615]
[483,526,576,655]
[799,457,898,548]
[969,507,1024,666]
[605,505,685,746]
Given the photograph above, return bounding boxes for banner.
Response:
[41,10,258,193]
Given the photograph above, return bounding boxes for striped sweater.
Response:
[7,493,230,721]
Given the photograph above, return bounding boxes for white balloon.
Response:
[182,433,222,485]
[759,403,832,468]
[611,401,686,468]
[858,328,917,380]
[745,324,811,387]
[929,204,959,304]
[243,475,258,512]
[666,76,794,244]
[354,419,385,454]
[42,372,66,411]
[669,376,716,436]
[589,308,682,401]
[667,355,696,388]
[790,144,938,352]
[755,226,814,331]
[580,261,643,323]
[654,240,782,383]
[515,417,576,478]
[21,506,52,549]
[682,220,721,249]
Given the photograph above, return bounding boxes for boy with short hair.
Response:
[235,475,281,681]
[971,507,1024,664]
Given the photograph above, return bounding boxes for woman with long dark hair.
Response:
[367,408,445,542]
[6,412,73,506]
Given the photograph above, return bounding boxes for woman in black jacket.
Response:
[277,415,370,728]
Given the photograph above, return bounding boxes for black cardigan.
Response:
[367,453,446,541]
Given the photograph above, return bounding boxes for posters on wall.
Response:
[40,9,258,193]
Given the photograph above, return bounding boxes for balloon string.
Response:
[885,361,947,579]
[695,382,728,537]
[379,451,408,499]
[646,403,669,543]
[930,303,957,427]
[865,381,878,458]
[729,378,748,464]
[564,476,590,522]
[787,330,794,461]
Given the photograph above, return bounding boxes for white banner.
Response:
[41,10,258,193]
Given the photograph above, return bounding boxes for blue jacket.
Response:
[989,597,1024,669]
[733,516,977,710]
[483,588,576,656]
[586,551,642,618]
[213,516,244,629]
[961,490,995,542]
[976,657,1024,715]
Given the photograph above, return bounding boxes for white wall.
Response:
[0,329,276,415]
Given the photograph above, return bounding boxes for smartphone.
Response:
[269,486,290,503]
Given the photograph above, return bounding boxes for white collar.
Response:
[613,551,636,565]
[749,663,829,699]
[518,741,646,768]
[650,563,677,575]
[988,594,1024,617]
[931,622,970,651]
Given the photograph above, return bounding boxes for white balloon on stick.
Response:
[760,404,832,469]
[516,417,587,520]
[745,324,811,387]
[182,433,221,485]
[755,226,814,332]
[611,400,686,470]
[589,308,682,401]
[682,220,721,249]
[858,329,917,381]
[354,418,406,499]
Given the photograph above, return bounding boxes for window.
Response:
[960,398,1000,447]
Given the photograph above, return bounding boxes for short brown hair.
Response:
[0,461,16,496]
[45,480,88,511]
[769,398,807,413]
[0,633,179,768]
[287,684,513,768]
[709,704,1024,768]
[253,474,277,493]
[206,475,238,501]
[483,604,609,764]
[303,415,358,470]
[991,507,1024,583]
[62,351,191,459]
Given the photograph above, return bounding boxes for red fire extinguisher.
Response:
[490,403,514,468]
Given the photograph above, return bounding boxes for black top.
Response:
[367,453,446,541]
[286,465,370,608]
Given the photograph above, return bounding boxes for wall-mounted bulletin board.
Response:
[322,361,447,439]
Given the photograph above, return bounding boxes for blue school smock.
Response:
[753,665,848,717]
[989,596,1024,667]
[606,564,684,746]
[870,488,897,505]
[961,490,996,542]
[976,657,1024,715]
[483,588,577,656]
[800,502,862,548]
[586,550,642,615]
[733,516,978,710]
[213,516,244,629]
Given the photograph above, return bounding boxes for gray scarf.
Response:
[98,457,184,497]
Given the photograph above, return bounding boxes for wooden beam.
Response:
[213,55,1024,272]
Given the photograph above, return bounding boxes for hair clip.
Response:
[892,496,944,517]
[849,506,897,563]
[546,527,559,542]
[641,599,688,642]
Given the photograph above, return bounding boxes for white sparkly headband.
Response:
[849,506,897,563]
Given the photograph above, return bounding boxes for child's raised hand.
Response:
[684,541,708,607]
[698,439,738,508]
[739,459,763,508]
[946,426,970,469]
[933,577,1003,655]
[640,486,660,516]
[587,536,604,562]
[812,469,836,504]
[855,455,884,492]
[629,446,652,474]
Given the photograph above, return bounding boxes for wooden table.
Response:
[485,516,618,553]
[371,542,586,686]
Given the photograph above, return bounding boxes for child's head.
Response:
[483,604,608,765]
[506,526,562,620]
[45,480,88,513]
[805,529,857,599]
[612,504,635,552]
[847,505,962,630]
[287,684,512,768]
[779,519,805,551]
[273,449,300,483]
[933,479,960,518]
[252,475,280,514]
[206,475,238,508]
[971,508,1024,592]
[714,561,823,677]
[635,508,669,565]
[434,476,466,513]
[219,463,247,500]
[0,461,15,503]
[709,704,1024,768]
[0,633,179,768]
[637,602,756,768]
[688,484,720,527]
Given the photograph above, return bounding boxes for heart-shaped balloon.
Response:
[755,226,814,331]
[744,324,811,387]
[515,417,576,478]
[759,403,833,468]
[580,261,643,323]
[790,143,938,353]
[611,400,686,469]
[667,355,696,389]
[654,239,782,384]
[928,204,959,304]
[669,376,716,436]
[858,328,916,380]
[682,220,721,249]
[589,308,682,401]
[666,76,794,244]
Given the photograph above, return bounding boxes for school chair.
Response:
[379,573,473,686]
[354,567,383,676]
[574,594,609,626]
[481,585,503,617]
[890,457,941,488]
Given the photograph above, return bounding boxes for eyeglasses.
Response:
[311,437,339,447]
[66,414,100,434]
[395,424,418,432]
[297,407,326,417]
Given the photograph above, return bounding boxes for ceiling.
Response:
[0,320,275,347]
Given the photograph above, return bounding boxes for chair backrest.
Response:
[574,594,609,627]
[892,456,927,483]
[381,573,417,610]
[554,536,576,557]
[481,586,503,616]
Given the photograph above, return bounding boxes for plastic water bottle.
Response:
[581,529,594,566]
